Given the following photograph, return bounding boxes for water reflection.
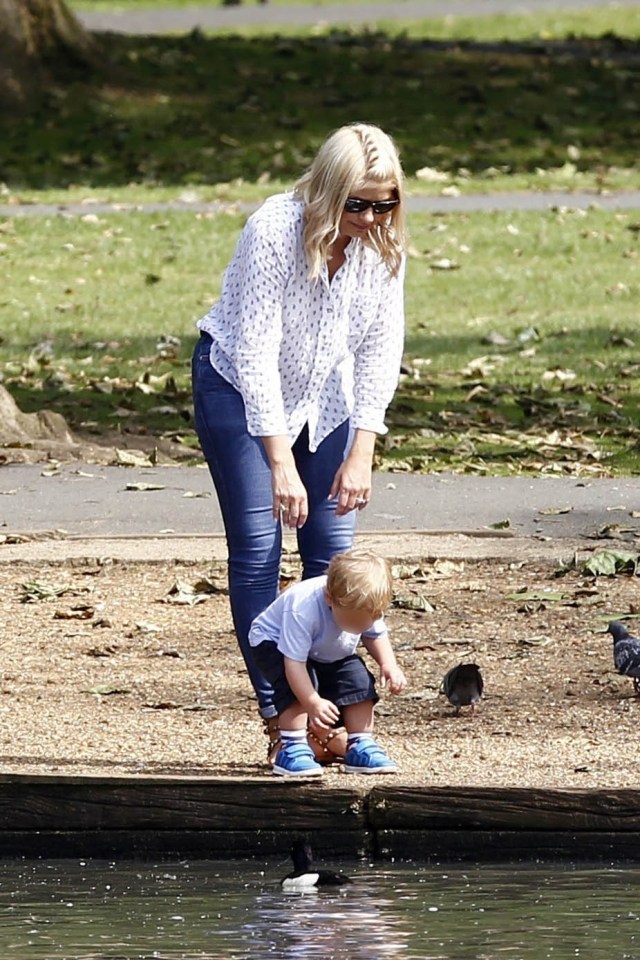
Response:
[243,884,410,958]
[0,859,639,959]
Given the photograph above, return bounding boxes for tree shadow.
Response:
[1,29,638,189]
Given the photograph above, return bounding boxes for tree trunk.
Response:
[0,0,94,108]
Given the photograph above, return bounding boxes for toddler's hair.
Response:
[326,550,393,618]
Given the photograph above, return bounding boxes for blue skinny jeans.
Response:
[192,333,356,718]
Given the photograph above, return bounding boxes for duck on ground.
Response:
[281,839,352,890]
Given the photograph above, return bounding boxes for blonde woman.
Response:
[191,123,407,765]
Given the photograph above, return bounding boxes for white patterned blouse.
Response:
[197,192,405,452]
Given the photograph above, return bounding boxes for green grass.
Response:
[2,207,639,474]
[2,21,639,195]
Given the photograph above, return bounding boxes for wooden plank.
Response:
[369,787,640,832]
[0,780,368,832]
[376,829,640,862]
[0,829,371,860]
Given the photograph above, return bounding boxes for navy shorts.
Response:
[251,641,379,716]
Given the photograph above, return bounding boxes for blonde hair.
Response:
[326,550,393,618]
[293,123,406,280]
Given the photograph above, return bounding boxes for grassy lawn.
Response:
[2,207,639,474]
[2,8,639,476]
[1,16,639,197]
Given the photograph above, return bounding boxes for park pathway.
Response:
[77,0,640,33]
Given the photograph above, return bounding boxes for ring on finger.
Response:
[354,496,369,504]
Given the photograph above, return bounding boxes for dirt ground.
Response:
[0,553,637,789]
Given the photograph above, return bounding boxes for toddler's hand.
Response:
[380,664,406,695]
[307,696,340,730]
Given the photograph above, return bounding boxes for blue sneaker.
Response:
[343,738,398,775]
[273,741,324,777]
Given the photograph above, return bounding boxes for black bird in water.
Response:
[281,840,352,890]
[608,621,640,694]
[441,662,484,716]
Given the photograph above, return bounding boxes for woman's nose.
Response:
[359,208,375,224]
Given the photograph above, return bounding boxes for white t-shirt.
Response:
[248,575,387,663]
[197,193,405,452]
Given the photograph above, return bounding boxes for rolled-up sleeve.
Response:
[351,258,406,435]
[232,218,290,437]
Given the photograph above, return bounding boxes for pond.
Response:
[0,858,639,959]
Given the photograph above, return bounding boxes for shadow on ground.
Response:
[1,31,639,188]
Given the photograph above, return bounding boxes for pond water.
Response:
[0,858,639,959]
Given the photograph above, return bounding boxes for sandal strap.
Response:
[262,717,281,744]
[308,727,345,753]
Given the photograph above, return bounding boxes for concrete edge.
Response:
[0,531,608,565]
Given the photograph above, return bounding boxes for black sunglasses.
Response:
[344,197,400,215]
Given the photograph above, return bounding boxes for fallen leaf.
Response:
[162,576,225,605]
[539,506,573,515]
[392,593,435,613]
[519,634,554,646]
[182,491,211,499]
[391,563,422,580]
[21,581,73,603]
[507,590,567,602]
[490,519,511,530]
[54,604,95,620]
[85,684,130,696]
[116,449,152,468]
[125,482,166,492]
[583,550,637,576]
[595,523,637,539]
[430,258,460,271]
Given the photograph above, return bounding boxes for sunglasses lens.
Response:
[344,198,368,213]
[372,200,399,214]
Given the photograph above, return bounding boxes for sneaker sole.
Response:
[343,764,398,775]
[272,765,324,777]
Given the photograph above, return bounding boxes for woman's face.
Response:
[337,181,398,242]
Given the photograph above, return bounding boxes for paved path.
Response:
[3,190,640,219]
[1,463,638,540]
[77,0,640,33]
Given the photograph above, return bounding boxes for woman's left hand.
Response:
[329,452,372,516]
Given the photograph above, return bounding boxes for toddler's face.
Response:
[325,591,379,634]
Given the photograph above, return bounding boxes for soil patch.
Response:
[0,555,636,788]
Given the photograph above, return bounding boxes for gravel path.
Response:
[77,0,640,33]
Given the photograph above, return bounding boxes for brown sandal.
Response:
[307,726,347,765]
[262,717,281,768]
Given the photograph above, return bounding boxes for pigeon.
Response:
[608,621,640,694]
[441,662,484,716]
[281,839,352,890]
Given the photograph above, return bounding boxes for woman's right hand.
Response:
[271,460,308,529]
[261,436,308,528]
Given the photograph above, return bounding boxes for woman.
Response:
[191,122,407,765]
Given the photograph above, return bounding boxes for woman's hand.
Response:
[271,460,308,529]
[329,429,376,517]
[261,436,309,528]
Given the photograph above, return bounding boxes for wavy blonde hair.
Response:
[326,550,393,619]
[293,123,406,280]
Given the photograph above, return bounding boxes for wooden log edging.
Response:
[1,775,640,861]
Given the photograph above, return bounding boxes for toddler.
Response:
[248,550,406,777]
